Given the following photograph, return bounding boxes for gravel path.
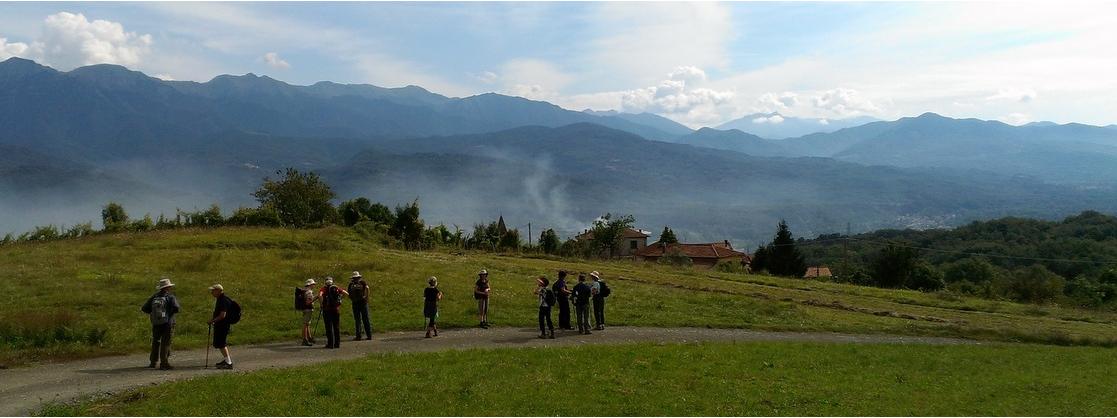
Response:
[0,326,976,416]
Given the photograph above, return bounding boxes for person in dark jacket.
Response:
[141,277,180,370]
[208,284,235,369]
[553,270,573,330]
[474,269,491,328]
[572,274,593,334]
[319,277,349,349]
[590,271,607,330]
[424,276,443,338]
[348,271,372,341]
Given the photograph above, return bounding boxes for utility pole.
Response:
[528,223,532,248]
[843,222,851,279]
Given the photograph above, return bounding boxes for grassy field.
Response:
[4,226,1117,366]
[41,341,1117,416]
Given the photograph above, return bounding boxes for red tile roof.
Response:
[804,267,833,278]
[635,241,750,260]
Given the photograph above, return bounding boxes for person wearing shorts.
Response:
[209,284,234,369]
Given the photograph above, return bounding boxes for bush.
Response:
[26,225,60,241]
[101,202,129,232]
[658,248,693,267]
[715,260,748,273]
[226,206,282,227]
[252,168,337,227]
[63,222,95,239]
[1004,265,1066,304]
[129,215,155,232]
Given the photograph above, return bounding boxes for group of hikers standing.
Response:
[138,268,611,370]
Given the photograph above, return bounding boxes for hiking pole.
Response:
[312,310,322,341]
[205,324,212,369]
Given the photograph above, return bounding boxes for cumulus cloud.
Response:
[618,66,734,125]
[0,37,30,60]
[755,92,799,113]
[472,70,499,84]
[751,114,785,124]
[262,52,289,69]
[812,88,881,117]
[985,88,1037,103]
[35,12,152,69]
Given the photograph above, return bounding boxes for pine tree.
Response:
[767,220,807,277]
[659,226,679,244]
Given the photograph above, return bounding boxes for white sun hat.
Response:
[155,277,175,290]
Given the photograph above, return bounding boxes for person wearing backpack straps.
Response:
[319,276,349,349]
[590,271,608,331]
[298,278,319,346]
[534,276,556,339]
[141,277,180,370]
[474,269,491,328]
[208,284,236,369]
[572,273,593,335]
[423,276,442,338]
[348,271,372,341]
[553,270,573,330]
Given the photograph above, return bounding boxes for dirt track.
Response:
[0,326,976,416]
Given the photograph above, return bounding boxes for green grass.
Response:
[41,341,1117,416]
[4,226,1117,366]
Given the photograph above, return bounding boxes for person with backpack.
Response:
[590,271,610,330]
[208,284,240,369]
[319,277,349,349]
[141,277,180,370]
[297,278,319,346]
[474,269,491,328]
[552,270,573,330]
[424,276,443,338]
[572,273,593,335]
[348,271,372,341]
[534,276,556,339]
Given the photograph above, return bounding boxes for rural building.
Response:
[804,266,833,278]
[635,240,752,268]
[575,227,651,257]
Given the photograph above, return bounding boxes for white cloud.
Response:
[35,12,152,69]
[616,66,734,126]
[497,59,574,100]
[812,88,881,117]
[262,52,289,69]
[755,92,799,113]
[0,37,30,60]
[472,70,499,84]
[751,115,784,124]
[1000,112,1031,126]
[985,88,1036,103]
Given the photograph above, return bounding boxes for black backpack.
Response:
[323,285,342,309]
[544,288,557,307]
[294,288,308,310]
[226,298,242,324]
[599,281,611,298]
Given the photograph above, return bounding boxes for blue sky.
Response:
[2,2,1115,127]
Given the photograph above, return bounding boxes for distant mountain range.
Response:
[716,112,878,139]
[2,57,1116,244]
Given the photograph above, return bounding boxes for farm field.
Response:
[41,341,1117,416]
[3,226,1117,368]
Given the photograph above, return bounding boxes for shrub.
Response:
[658,248,693,267]
[63,222,95,238]
[227,206,282,227]
[252,168,337,227]
[129,215,155,232]
[26,225,60,241]
[101,202,129,232]
[715,260,748,273]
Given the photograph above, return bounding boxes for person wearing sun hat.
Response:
[299,278,319,346]
[474,269,491,328]
[590,271,607,330]
[348,271,372,341]
[141,277,180,370]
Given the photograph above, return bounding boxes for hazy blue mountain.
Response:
[333,123,1117,243]
[675,128,786,157]
[582,110,694,137]
[716,112,878,139]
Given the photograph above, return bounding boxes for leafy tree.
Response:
[870,245,920,288]
[252,168,337,227]
[499,228,522,252]
[338,198,372,227]
[908,262,945,291]
[659,226,679,244]
[589,213,636,258]
[942,258,1000,284]
[365,202,395,226]
[101,202,129,232]
[391,199,424,249]
[539,228,561,254]
[1005,265,1066,304]
[766,220,807,277]
[226,206,282,227]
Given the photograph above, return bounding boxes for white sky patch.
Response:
[36,12,152,69]
[812,88,881,118]
[1000,112,1031,126]
[751,114,784,124]
[262,52,289,69]
[497,58,574,100]
[985,88,1036,103]
[471,70,498,84]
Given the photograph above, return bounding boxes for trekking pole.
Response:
[312,310,322,340]
[205,324,212,369]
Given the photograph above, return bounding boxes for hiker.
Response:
[424,276,443,338]
[298,278,318,346]
[348,271,372,341]
[141,277,180,370]
[534,276,556,339]
[474,269,491,328]
[590,271,609,330]
[208,284,235,369]
[572,273,593,334]
[552,270,573,330]
[319,277,349,349]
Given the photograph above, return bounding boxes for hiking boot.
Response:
[539,333,547,339]
[215,362,233,370]
[159,364,174,370]
[353,336,362,341]
[365,336,372,341]
[425,332,432,338]
[148,362,157,368]
[549,331,556,339]
[301,341,313,347]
